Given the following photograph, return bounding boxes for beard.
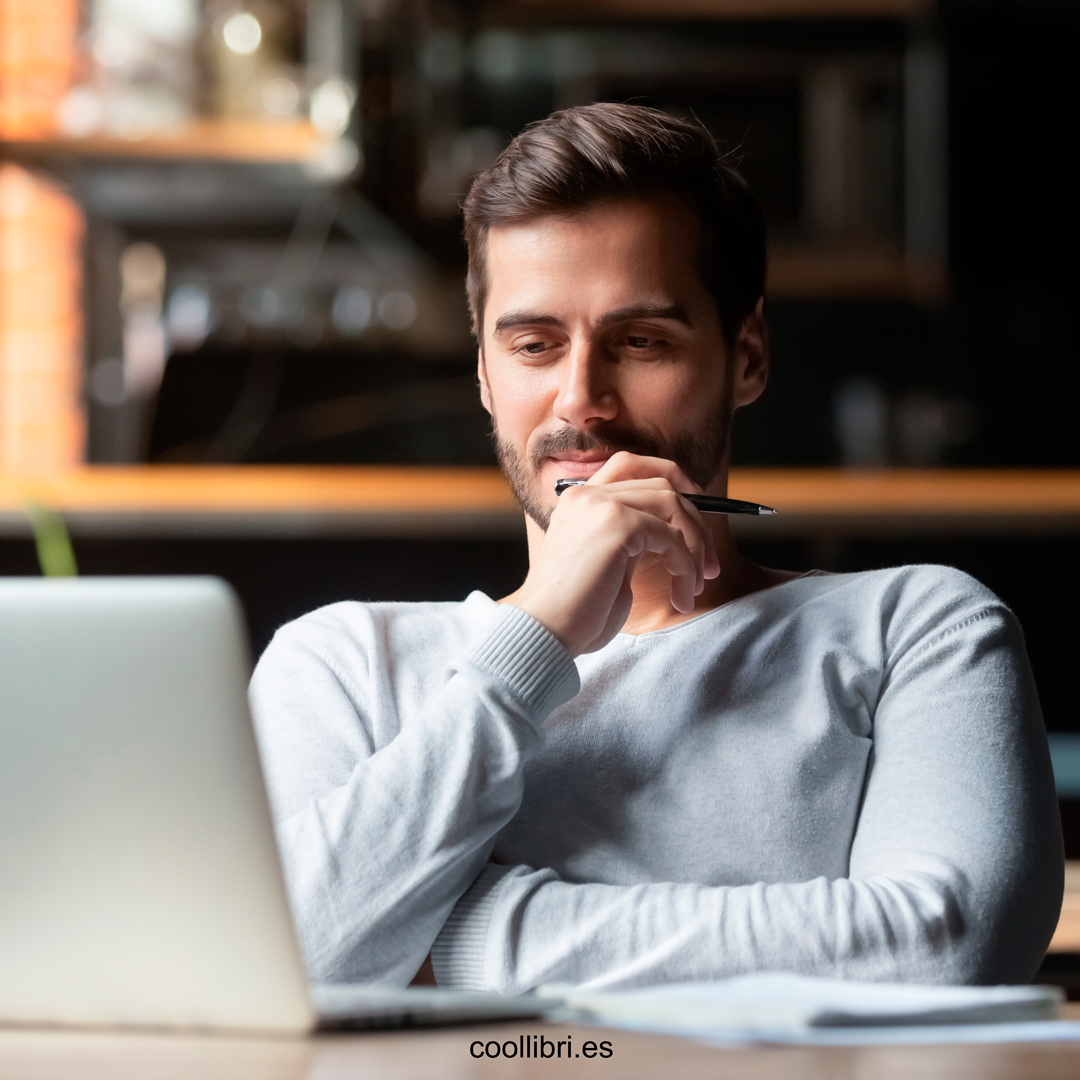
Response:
[493,408,732,531]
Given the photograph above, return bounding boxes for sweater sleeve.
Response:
[431,603,1063,992]
[249,602,578,987]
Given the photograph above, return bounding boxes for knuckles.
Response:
[595,500,629,529]
[605,450,639,472]
[600,451,688,485]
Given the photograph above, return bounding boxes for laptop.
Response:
[0,577,546,1033]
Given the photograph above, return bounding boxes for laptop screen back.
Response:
[0,577,314,1032]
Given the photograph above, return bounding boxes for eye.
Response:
[621,333,665,351]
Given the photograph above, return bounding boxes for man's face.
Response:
[478,195,759,529]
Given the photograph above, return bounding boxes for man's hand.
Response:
[509,452,720,656]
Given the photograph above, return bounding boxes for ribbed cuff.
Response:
[431,863,513,990]
[463,604,579,728]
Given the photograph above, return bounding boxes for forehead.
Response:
[483,197,708,322]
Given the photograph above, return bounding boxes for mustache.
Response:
[529,425,664,470]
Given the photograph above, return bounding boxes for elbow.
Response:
[868,863,1062,986]
[976,857,1065,986]
[846,874,974,984]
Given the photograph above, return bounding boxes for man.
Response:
[250,104,1063,993]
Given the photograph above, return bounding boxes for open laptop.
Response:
[0,577,546,1033]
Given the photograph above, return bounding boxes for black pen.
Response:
[555,478,777,516]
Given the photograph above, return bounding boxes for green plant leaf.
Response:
[23,500,78,577]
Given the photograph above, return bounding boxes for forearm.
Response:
[253,604,578,986]
[276,680,528,986]
[432,862,993,994]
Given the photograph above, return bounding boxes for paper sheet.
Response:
[539,973,1077,1046]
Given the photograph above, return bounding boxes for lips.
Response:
[544,454,611,480]
[530,423,667,481]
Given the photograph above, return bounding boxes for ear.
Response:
[477,348,493,415]
[731,297,768,409]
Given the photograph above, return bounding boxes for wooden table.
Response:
[3,1013,1080,1080]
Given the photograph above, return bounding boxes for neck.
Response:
[521,463,774,636]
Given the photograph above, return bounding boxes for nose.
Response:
[552,338,618,428]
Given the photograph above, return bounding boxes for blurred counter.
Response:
[0,466,520,539]
[4,467,1080,540]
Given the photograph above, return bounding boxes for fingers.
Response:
[558,487,700,606]
[583,566,637,655]
[589,451,701,494]
[614,508,700,614]
[577,453,720,579]
[533,451,727,646]
[608,480,720,583]
[560,481,714,593]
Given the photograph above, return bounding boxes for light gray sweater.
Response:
[249,566,1063,994]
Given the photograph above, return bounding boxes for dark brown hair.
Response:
[463,102,767,343]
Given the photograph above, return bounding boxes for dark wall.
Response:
[0,535,527,660]
[945,0,1080,467]
[0,530,1071,732]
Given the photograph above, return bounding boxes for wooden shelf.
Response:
[501,0,932,19]
[768,250,948,303]
[3,467,1080,539]
[0,119,328,165]
[0,467,522,538]
[728,468,1080,537]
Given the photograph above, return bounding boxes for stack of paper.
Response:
[538,974,1071,1045]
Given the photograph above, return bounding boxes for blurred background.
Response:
[0,0,1078,961]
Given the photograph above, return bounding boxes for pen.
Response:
[555,478,777,516]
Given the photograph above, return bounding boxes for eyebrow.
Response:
[596,305,692,329]
[492,304,692,337]
[492,312,563,335]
